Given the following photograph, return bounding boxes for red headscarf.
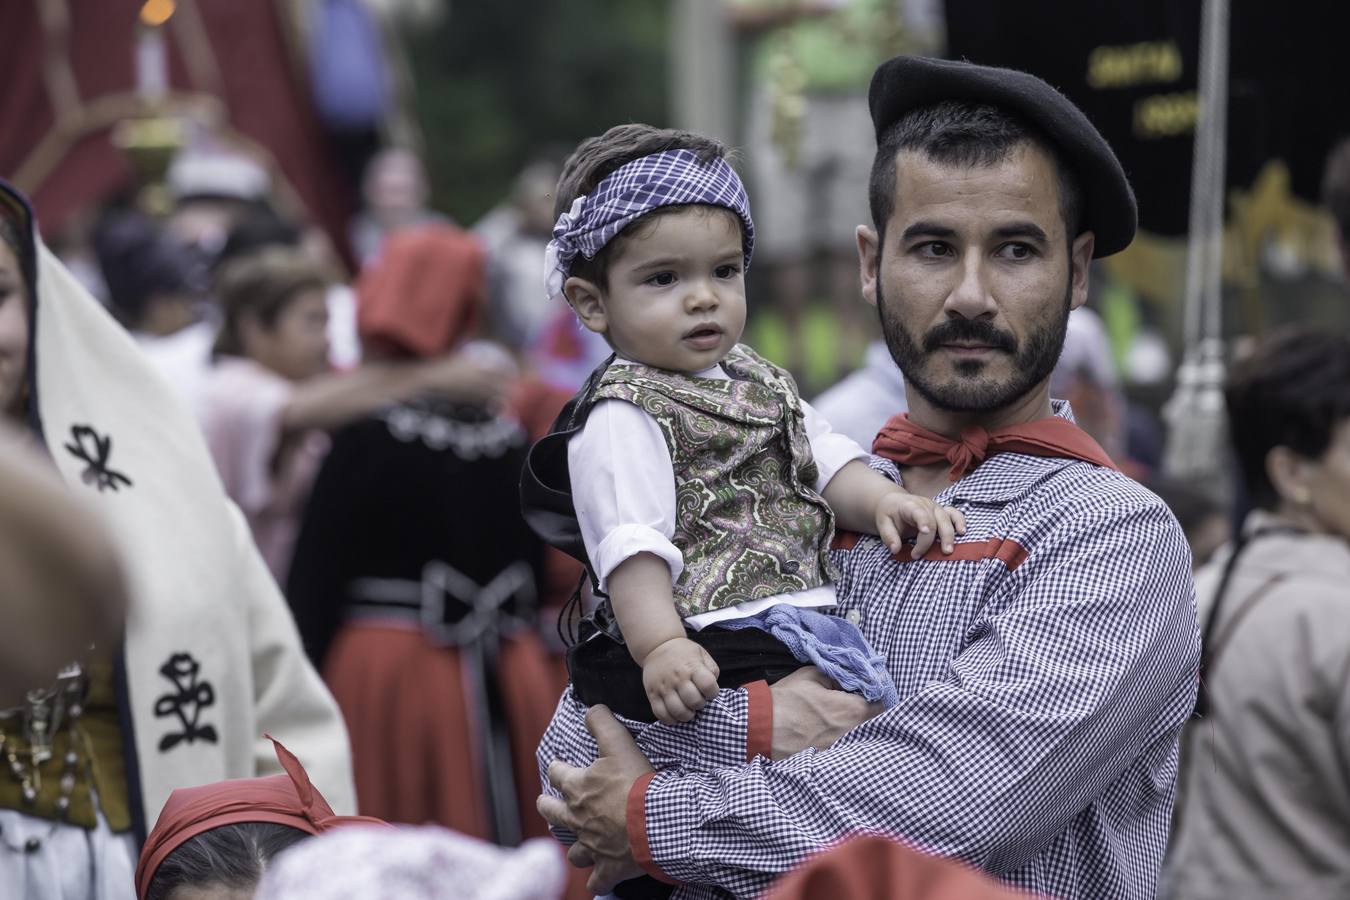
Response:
[355,224,486,359]
[134,736,387,898]
[872,412,1119,482]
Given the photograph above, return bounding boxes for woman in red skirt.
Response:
[286,223,561,845]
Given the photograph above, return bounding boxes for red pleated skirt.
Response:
[322,622,565,838]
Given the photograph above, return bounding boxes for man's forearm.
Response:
[538,682,771,808]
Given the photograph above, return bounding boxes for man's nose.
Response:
[943,253,997,320]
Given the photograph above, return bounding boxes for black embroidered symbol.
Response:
[63,425,132,492]
[153,653,218,752]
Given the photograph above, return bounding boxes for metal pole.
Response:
[1162,0,1231,504]
[669,0,736,144]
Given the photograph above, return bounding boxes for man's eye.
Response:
[917,242,952,258]
[646,272,676,287]
[714,264,741,279]
[998,243,1034,260]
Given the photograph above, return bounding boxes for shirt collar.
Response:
[613,356,727,380]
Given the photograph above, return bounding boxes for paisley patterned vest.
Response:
[591,345,836,618]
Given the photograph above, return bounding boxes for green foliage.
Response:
[404,0,670,223]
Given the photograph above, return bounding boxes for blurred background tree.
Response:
[403,0,670,223]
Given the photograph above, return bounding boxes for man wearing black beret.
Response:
[538,56,1199,900]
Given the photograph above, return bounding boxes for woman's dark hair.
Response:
[0,215,21,260]
[869,100,1083,247]
[1225,327,1350,510]
[91,209,201,329]
[144,821,310,900]
[216,203,302,271]
[553,124,732,292]
[213,247,328,358]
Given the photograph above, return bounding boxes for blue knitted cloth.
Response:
[718,606,899,708]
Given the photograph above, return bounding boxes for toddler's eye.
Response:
[714,264,741,279]
[646,272,676,287]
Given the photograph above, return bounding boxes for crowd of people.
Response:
[1,46,1349,900]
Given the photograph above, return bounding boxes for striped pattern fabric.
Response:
[543,149,755,303]
[538,403,1200,900]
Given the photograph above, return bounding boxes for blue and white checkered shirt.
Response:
[538,402,1200,899]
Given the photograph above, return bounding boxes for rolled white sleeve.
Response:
[568,399,683,591]
[800,398,868,493]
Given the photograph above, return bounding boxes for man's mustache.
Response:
[922,320,1018,354]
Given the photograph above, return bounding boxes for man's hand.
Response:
[770,667,884,759]
[875,491,967,559]
[642,636,720,724]
[538,706,655,895]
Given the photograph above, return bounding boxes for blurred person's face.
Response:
[365,152,427,221]
[299,227,342,277]
[0,240,29,420]
[520,190,558,237]
[518,171,561,236]
[243,288,331,382]
[169,198,250,260]
[857,144,1093,418]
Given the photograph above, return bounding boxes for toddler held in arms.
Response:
[524,124,964,726]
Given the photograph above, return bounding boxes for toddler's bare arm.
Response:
[609,552,720,724]
[822,460,966,558]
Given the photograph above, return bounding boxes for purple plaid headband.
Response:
[544,148,755,303]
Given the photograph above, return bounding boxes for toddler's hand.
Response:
[642,637,721,724]
[875,491,967,560]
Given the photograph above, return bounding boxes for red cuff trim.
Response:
[890,536,1029,572]
[627,771,678,885]
[745,679,773,762]
[831,530,861,551]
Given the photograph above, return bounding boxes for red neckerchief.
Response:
[872,412,1119,482]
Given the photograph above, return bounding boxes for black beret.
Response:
[868,56,1137,258]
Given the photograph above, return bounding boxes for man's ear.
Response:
[563,277,608,335]
[1069,231,1095,311]
[1266,445,1315,507]
[857,225,880,307]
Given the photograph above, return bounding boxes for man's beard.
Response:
[876,274,1071,413]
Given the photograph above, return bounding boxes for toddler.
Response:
[524,125,963,726]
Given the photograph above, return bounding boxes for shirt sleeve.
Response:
[633,500,1201,895]
[800,398,868,493]
[200,363,294,515]
[568,399,683,591]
